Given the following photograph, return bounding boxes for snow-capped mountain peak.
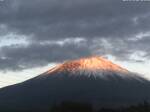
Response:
[0,56,149,112]
[45,56,130,78]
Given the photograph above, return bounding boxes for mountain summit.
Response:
[44,56,138,80]
[0,56,150,112]
[46,56,128,74]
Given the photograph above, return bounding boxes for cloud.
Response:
[1,0,150,40]
[0,0,150,70]
[0,39,92,71]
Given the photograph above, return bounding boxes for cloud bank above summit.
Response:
[0,0,150,71]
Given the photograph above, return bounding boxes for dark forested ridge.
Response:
[50,101,150,112]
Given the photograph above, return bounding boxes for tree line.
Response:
[50,101,150,112]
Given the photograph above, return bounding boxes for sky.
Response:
[0,0,150,88]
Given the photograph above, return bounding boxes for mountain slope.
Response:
[0,56,150,112]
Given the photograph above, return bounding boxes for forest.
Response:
[50,101,150,112]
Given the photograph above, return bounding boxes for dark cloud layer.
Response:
[1,0,150,39]
[0,40,92,71]
[0,0,150,71]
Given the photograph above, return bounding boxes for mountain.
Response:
[0,56,150,112]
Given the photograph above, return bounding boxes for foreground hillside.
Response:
[50,101,150,112]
